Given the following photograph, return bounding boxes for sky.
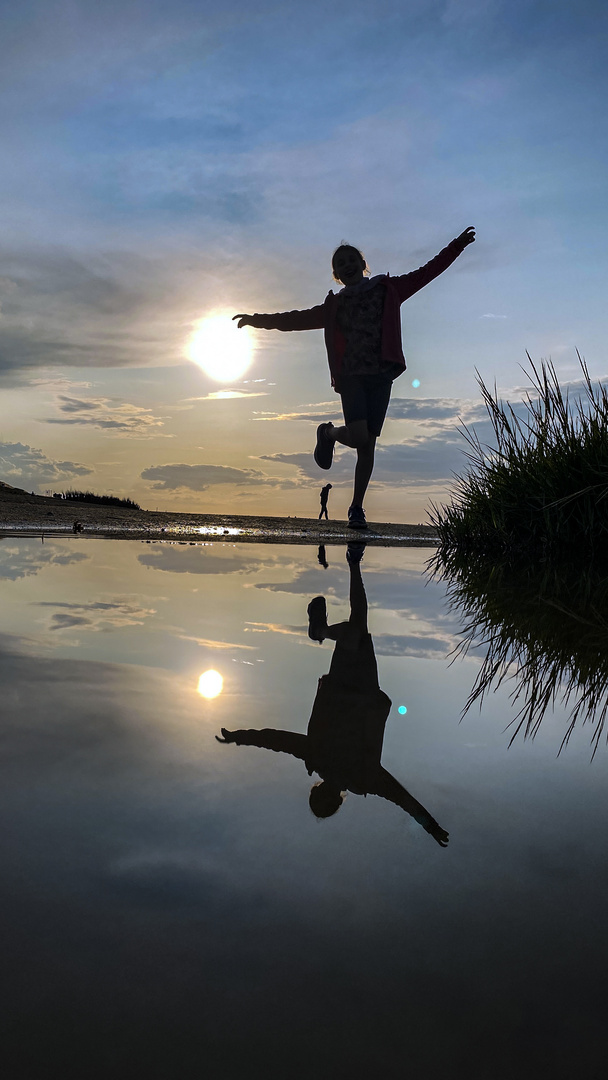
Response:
[0,0,607,522]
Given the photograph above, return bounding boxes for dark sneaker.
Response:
[348,505,367,530]
[314,422,334,470]
[307,596,328,642]
[346,541,366,564]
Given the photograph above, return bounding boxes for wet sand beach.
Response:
[0,484,438,546]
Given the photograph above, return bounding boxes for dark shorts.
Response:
[339,374,392,437]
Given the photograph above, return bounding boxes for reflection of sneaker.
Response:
[314,423,334,470]
[346,542,366,564]
[348,505,367,530]
[317,544,329,569]
[307,596,328,642]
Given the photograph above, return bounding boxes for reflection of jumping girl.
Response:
[217,545,449,846]
[234,227,475,530]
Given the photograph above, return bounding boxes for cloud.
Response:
[43,395,167,437]
[0,248,208,384]
[509,375,608,400]
[53,396,100,413]
[192,390,268,401]
[178,634,257,650]
[245,621,307,637]
[259,450,354,484]
[37,598,157,632]
[386,397,487,424]
[0,441,93,489]
[0,542,89,581]
[141,463,268,491]
[48,613,93,631]
[479,313,508,319]
[141,462,298,491]
[0,251,153,382]
[253,395,498,488]
[254,402,342,423]
[261,437,467,487]
[254,396,488,430]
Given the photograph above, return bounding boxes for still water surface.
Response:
[1,538,606,1078]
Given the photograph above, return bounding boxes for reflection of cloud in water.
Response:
[373,633,457,659]
[138,547,285,576]
[254,566,456,623]
[0,644,179,774]
[245,621,457,659]
[37,598,157,632]
[0,541,89,580]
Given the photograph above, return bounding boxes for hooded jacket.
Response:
[249,236,468,392]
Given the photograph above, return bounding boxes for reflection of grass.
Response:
[430,355,608,560]
[62,489,141,510]
[430,550,608,757]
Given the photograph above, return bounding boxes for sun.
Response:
[197,669,224,699]
[187,313,254,383]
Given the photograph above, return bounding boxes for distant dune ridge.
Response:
[0,481,438,546]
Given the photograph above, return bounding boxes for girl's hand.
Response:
[215,728,236,744]
[233,313,253,329]
[457,226,475,246]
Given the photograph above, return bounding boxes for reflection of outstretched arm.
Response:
[372,767,449,847]
[216,728,308,762]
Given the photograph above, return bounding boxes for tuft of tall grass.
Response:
[62,489,141,510]
[430,354,608,561]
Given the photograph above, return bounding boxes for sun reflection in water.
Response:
[197,670,224,699]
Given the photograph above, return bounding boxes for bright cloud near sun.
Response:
[187,314,254,383]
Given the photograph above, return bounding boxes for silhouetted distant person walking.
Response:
[319,482,332,520]
[217,544,449,845]
[234,227,475,530]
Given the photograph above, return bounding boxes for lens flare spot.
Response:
[411,379,420,389]
[187,314,253,383]
[398,705,407,715]
[198,670,224,699]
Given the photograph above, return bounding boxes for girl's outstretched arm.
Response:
[395,225,475,303]
[232,303,326,332]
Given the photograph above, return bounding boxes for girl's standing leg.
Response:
[352,435,376,509]
[329,420,375,509]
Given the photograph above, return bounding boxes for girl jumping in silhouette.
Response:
[234,226,475,530]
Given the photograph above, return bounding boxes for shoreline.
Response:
[0,489,439,547]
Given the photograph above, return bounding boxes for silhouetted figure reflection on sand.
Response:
[217,543,449,846]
